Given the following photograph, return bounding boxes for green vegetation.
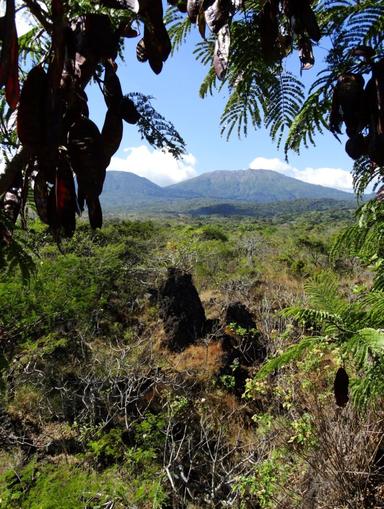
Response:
[1,1,384,506]
[2,203,384,508]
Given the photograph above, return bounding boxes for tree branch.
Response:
[23,0,52,32]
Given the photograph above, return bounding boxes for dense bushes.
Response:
[2,211,383,508]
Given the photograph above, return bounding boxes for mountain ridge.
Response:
[101,169,356,213]
[166,168,353,202]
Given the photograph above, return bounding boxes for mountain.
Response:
[100,169,356,215]
[101,171,169,206]
[167,169,354,202]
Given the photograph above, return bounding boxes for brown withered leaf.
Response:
[332,73,366,137]
[0,0,19,109]
[103,62,123,111]
[55,156,76,237]
[84,14,119,61]
[67,117,106,200]
[187,0,202,22]
[259,0,280,64]
[17,66,49,147]
[101,108,123,164]
[334,367,349,407]
[120,96,140,124]
[213,24,230,80]
[87,196,103,229]
[198,10,206,39]
[136,39,148,62]
[205,0,233,35]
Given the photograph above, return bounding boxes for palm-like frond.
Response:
[255,336,324,380]
[220,78,263,139]
[352,157,382,197]
[166,6,193,54]
[264,72,305,149]
[128,93,186,158]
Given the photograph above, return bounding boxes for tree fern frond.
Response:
[304,271,346,314]
[199,67,219,98]
[284,91,329,156]
[193,38,215,67]
[345,328,384,371]
[360,292,384,326]
[264,72,305,149]
[220,79,262,140]
[255,336,325,380]
[352,157,382,197]
[165,6,193,54]
[281,306,343,329]
[350,367,384,410]
[127,93,186,158]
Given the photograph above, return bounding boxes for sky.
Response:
[13,4,355,191]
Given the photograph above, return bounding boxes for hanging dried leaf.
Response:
[120,95,140,124]
[67,117,106,194]
[197,11,206,39]
[298,37,314,70]
[87,196,103,229]
[101,108,123,164]
[139,0,171,73]
[259,0,280,64]
[334,367,349,407]
[55,156,77,237]
[330,74,366,137]
[284,0,320,42]
[213,24,230,80]
[17,66,49,147]
[84,14,119,61]
[0,0,19,109]
[103,62,123,111]
[187,0,202,23]
[136,38,148,62]
[205,0,233,35]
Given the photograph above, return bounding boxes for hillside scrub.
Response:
[2,210,383,508]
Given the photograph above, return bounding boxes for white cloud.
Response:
[249,156,353,192]
[108,145,198,186]
[249,156,292,173]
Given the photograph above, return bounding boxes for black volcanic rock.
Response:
[225,302,256,330]
[158,268,206,352]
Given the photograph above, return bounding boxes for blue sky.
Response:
[14,4,355,190]
[90,28,354,190]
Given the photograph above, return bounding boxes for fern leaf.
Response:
[255,336,325,380]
